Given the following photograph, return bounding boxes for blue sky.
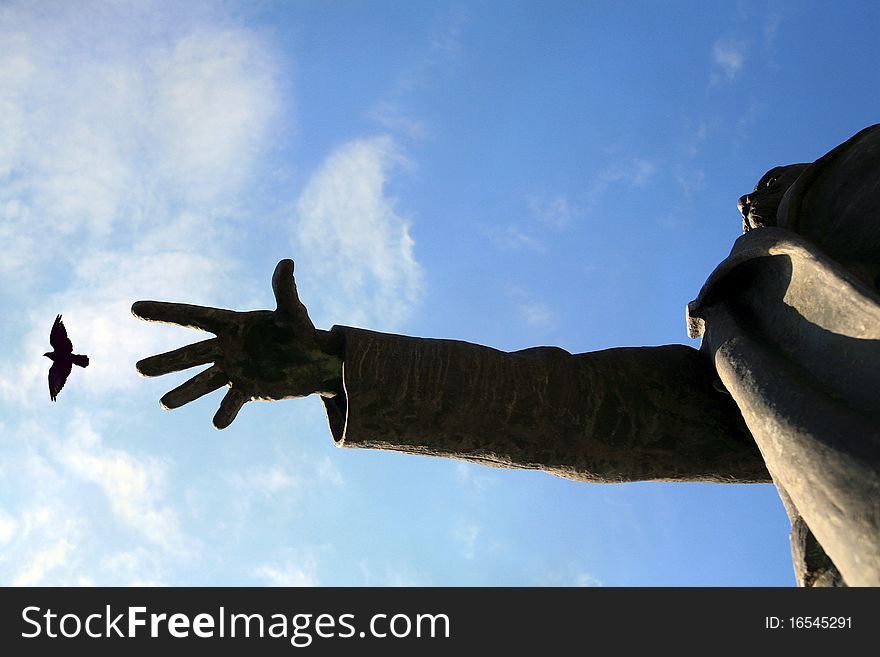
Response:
[0,0,877,586]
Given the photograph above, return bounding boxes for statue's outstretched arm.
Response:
[320,327,767,484]
[133,259,767,483]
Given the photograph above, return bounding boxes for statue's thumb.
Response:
[272,258,309,321]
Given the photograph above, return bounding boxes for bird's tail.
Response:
[72,354,89,368]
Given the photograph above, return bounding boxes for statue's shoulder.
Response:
[778,123,880,288]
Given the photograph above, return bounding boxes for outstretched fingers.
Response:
[213,387,249,430]
[131,301,237,334]
[136,338,221,377]
[160,365,229,410]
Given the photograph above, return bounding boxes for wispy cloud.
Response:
[674,168,707,201]
[519,302,554,328]
[528,195,580,230]
[0,509,16,545]
[506,284,555,330]
[573,572,603,587]
[454,523,481,560]
[102,551,167,587]
[367,101,428,140]
[587,158,656,200]
[12,538,76,586]
[365,9,470,170]
[315,456,344,487]
[0,0,280,404]
[483,194,583,255]
[228,453,344,497]
[292,135,424,331]
[483,224,547,253]
[712,39,746,83]
[0,444,88,585]
[429,9,469,57]
[0,6,280,282]
[763,15,782,49]
[0,0,284,586]
[0,413,200,586]
[253,554,320,586]
[56,413,190,554]
[232,465,300,496]
[393,8,469,93]
[357,560,426,586]
[454,461,497,494]
[537,562,604,587]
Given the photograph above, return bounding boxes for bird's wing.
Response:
[49,315,73,354]
[48,359,72,401]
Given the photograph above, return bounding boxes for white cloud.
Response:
[315,456,344,487]
[0,509,15,545]
[484,195,582,255]
[454,523,481,560]
[232,465,300,496]
[148,27,280,201]
[293,135,424,331]
[392,9,468,94]
[12,538,75,586]
[56,413,189,554]
[0,0,280,279]
[102,551,167,587]
[675,168,706,200]
[357,560,426,586]
[0,429,87,585]
[0,1,279,404]
[0,2,280,585]
[536,562,604,587]
[254,555,320,586]
[0,413,192,585]
[712,39,746,82]
[539,156,658,233]
[483,224,547,253]
[588,158,656,200]
[528,195,579,229]
[631,159,657,186]
[454,461,496,494]
[506,285,555,330]
[519,301,554,328]
[574,572,603,587]
[430,10,468,56]
[224,454,343,532]
[368,102,428,140]
[1,491,85,586]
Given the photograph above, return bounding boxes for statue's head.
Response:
[738,163,810,232]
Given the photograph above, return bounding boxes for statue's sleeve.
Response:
[320,327,768,484]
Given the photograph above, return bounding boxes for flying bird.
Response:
[44,314,89,401]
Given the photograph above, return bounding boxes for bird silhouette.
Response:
[44,315,89,401]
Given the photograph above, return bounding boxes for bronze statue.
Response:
[132,125,880,587]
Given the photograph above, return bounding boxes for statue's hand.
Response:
[132,259,342,429]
